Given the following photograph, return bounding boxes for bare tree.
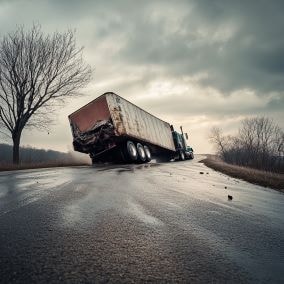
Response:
[209,127,228,158]
[0,25,92,164]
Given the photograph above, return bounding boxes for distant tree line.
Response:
[0,143,89,165]
[210,117,284,173]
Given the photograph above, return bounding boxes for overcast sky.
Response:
[0,0,283,154]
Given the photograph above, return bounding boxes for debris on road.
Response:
[200,171,204,174]
[228,195,233,201]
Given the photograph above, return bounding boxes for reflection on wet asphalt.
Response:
[0,156,283,283]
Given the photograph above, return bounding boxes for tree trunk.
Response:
[12,133,21,165]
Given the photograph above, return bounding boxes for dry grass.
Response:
[0,161,90,172]
[200,155,284,192]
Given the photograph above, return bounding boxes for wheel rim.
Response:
[144,146,151,161]
[137,143,146,161]
[127,141,137,160]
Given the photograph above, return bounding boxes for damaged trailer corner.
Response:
[71,119,115,154]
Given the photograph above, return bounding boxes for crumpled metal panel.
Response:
[71,119,115,154]
[106,93,176,151]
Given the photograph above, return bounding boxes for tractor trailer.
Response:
[68,92,194,164]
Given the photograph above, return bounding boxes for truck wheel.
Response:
[126,141,138,162]
[144,145,151,162]
[179,150,185,161]
[137,143,147,162]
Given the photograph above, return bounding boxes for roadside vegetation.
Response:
[201,155,284,192]
[207,117,284,191]
[210,117,283,173]
[0,143,90,172]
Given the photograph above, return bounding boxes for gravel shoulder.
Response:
[200,155,284,192]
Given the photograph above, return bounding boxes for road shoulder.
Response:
[200,155,284,192]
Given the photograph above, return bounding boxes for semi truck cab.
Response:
[171,127,194,161]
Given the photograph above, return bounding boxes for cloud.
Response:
[114,0,284,94]
[0,0,283,154]
[1,0,283,94]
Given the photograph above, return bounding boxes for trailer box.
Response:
[68,92,176,161]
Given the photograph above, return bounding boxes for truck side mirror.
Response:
[185,133,188,140]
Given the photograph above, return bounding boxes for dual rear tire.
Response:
[126,141,138,162]
[179,150,185,161]
[125,141,151,163]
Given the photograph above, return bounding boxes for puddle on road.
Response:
[93,162,162,175]
[116,167,135,174]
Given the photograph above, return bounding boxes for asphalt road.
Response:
[0,156,283,283]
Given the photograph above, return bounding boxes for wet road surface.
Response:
[0,156,283,283]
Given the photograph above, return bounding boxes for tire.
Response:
[137,143,147,162]
[179,150,185,161]
[126,141,138,162]
[144,145,152,162]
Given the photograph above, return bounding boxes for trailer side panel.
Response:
[106,93,175,151]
